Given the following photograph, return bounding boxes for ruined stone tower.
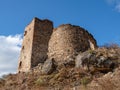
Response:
[18,17,97,72]
[48,24,97,62]
[18,18,53,72]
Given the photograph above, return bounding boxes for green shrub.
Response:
[35,76,49,86]
[81,77,91,87]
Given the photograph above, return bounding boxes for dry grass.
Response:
[1,44,120,90]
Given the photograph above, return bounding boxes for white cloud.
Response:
[0,34,22,77]
[106,0,116,4]
[106,0,120,12]
[115,3,120,12]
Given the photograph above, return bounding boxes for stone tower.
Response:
[18,17,53,72]
[48,24,97,62]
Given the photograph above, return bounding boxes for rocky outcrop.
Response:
[1,45,120,90]
[87,66,120,90]
[75,47,119,72]
[41,58,56,75]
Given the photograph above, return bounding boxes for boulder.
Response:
[41,58,56,75]
[75,50,116,72]
[75,51,96,70]
[96,56,115,68]
[56,57,75,71]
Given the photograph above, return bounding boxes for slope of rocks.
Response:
[0,44,120,90]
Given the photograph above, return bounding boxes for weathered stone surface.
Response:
[41,58,56,75]
[63,58,75,68]
[88,66,120,90]
[18,18,97,72]
[75,51,96,70]
[32,63,43,73]
[18,17,53,72]
[75,49,117,72]
[48,24,97,62]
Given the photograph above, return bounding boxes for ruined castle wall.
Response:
[31,19,53,67]
[18,18,53,72]
[18,20,35,72]
[18,17,97,72]
[48,24,97,62]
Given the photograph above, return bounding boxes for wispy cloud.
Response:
[115,3,120,12]
[0,34,22,77]
[106,0,120,12]
[106,0,116,4]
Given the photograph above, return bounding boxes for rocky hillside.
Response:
[0,44,120,90]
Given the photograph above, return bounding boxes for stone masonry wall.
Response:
[48,24,97,62]
[31,18,53,68]
[18,19,35,72]
[18,18,53,72]
[18,18,97,72]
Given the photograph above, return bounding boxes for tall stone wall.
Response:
[18,17,97,72]
[18,19,35,72]
[31,18,53,68]
[48,24,97,62]
[18,18,53,72]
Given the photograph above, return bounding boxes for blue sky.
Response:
[0,0,120,76]
[0,0,120,45]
